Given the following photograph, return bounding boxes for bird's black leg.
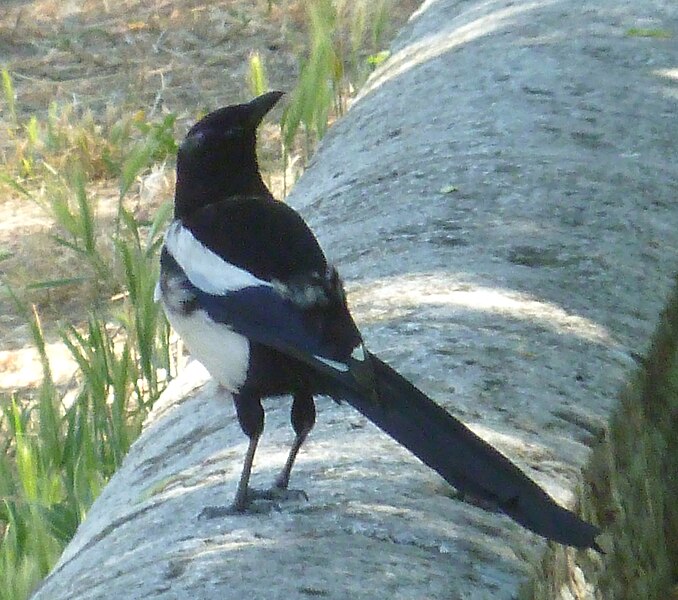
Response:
[199,389,315,519]
[246,390,315,506]
[199,389,264,518]
[230,431,261,511]
[274,390,316,490]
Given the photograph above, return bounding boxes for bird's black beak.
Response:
[247,91,284,128]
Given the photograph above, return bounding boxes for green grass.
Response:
[0,311,171,600]
[0,69,176,598]
[523,277,678,600]
[1,69,176,186]
[248,51,270,98]
[0,195,172,600]
[281,0,393,169]
[1,67,177,302]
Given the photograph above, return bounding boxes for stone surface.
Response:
[32,0,677,598]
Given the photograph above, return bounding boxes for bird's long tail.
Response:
[342,353,601,550]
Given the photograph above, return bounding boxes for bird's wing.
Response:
[191,282,372,394]
[160,200,371,393]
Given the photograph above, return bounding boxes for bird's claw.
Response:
[247,486,309,503]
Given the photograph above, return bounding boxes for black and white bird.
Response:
[156,91,601,550]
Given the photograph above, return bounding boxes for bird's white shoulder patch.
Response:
[164,221,268,294]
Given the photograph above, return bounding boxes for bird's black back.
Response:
[183,195,328,285]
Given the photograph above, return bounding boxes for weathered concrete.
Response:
[32,0,677,598]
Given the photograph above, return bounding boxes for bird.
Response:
[156,91,601,551]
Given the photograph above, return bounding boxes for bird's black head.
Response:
[174,91,284,220]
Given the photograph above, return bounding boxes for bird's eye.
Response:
[179,131,206,154]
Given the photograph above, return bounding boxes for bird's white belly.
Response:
[164,305,250,393]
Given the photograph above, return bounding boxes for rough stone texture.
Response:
[32,0,677,598]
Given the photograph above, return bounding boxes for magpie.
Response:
[156,91,601,551]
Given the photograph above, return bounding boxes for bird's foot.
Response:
[198,486,308,520]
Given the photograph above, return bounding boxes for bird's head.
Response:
[174,91,284,219]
